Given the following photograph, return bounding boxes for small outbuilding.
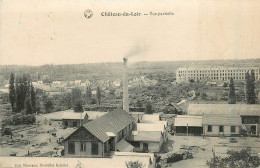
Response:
[62,111,88,127]
[129,131,163,153]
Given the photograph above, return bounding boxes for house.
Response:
[141,114,167,128]
[86,111,108,121]
[91,90,97,96]
[129,131,163,153]
[62,111,88,127]
[63,109,135,158]
[174,115,203,136]
[74,80,81,85]
[136,123,167,142]
[85,80,91,86]
[202,115,242,136]
[4,84,10,88]
[52,81,62,85]
[113,79,121,87]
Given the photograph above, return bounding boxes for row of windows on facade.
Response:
[178,73,259,78]
[179,74,259,80]
[207,125,236,133]
[178,69,259,74]
[179,73,255,76]
[68,141,99,155]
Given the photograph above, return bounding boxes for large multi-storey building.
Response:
[176,66,260,83]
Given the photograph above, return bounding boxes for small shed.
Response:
[62,111,88,127]
[129,131,163,153]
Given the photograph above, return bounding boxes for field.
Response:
[0,112,76,157]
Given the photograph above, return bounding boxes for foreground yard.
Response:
[162,135,260,168]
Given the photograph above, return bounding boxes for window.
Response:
[73,122,77,127]
[68,141,75,154]
[219,126,224,132]
[91,142,99,155]
[80,142,86,152]
[207,125,212,132]
[231,126,236,133]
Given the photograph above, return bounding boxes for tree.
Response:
[61,92,72,109]
[145,102,153,114]
[86,87,92,104]
[73,100,84,112]
[228,78,236,104]
[44,98,53,113]
[71,87,82,106]
[15,74,31,112]
[24,97,33,115]
[30,83,36,113]
[97,87,101,105]
[245,70,256,104]
[9,73,16,112]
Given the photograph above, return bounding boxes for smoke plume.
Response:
[125,43,147,59]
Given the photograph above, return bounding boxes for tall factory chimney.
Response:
[123,57,129,112]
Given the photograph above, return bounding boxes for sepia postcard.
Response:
[0,0,260,167]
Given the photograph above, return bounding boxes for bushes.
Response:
[207,149,260,168]
[125,160,145,168]
[12,114,36,125]
[166,153,184,163]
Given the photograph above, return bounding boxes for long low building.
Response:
[174,115,203,136]
[187,104,260,136]
[176,66,260,83]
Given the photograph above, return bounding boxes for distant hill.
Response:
[0,59,259,84]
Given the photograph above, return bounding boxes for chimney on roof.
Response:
[123,57,129,112]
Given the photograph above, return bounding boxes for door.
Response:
[251,125,256,135]
[91,142,99,155]
[143,143,148,152]
[109,137,115,151]
[68,141,75,154]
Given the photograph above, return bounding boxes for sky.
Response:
[0,0,260,65]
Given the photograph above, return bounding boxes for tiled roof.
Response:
[83,108,135,142]
[175,115,202,127]
[188,104,260,116]
[202,115,242,126]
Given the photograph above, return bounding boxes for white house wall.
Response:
[204,125,241,136]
